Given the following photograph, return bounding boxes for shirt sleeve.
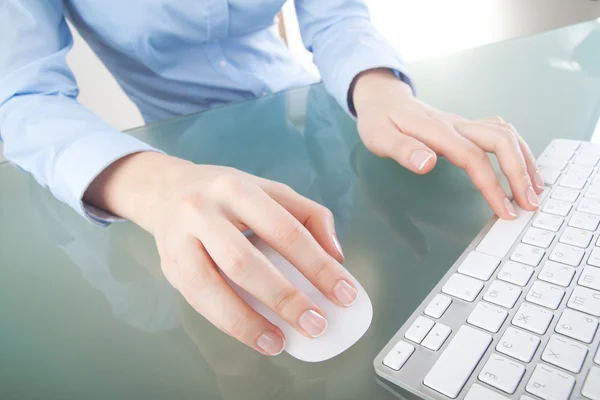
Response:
[294,0,415,116]
[0,0,156,225]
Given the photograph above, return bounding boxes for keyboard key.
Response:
[477,200,540,258]
[457,251,501,281]
[539,168,561,185]
[555,309,598,343]
[566,163,594,177]
[522,227,555,248]
[483,280,521,309]
[423,325,492,398]
[533,212,564,232]
[580,265,600,291]
[596,347,600,364]
[573,152,599,167]
[559,226,593,248]
[538,155,569,170]
[510,243,545,267]
[526,364,575,400]
[587,185,600,200]
[538,261,575,287]
[465,384,510,400]
[424,294,452,319]
[559,173,587,190]
[567,286,600,317]
[550,139,581,156]
[542,198,573,216]
[383,340,414,370]
[568,211,600,231]
[442,273,484,302]
[404,316,435,344]
[496,327,540,363]
[498,261,534,287]
[512,302,554,335]
[578,198,600,216]
[549,243,584,267]
[550,186,579,202]
[467,302,508,333]
[478,353,525,394]
[589,248,600,268]
[541,334,588,373]
[581,142,600,155]
[422,323,452,351]
[582,366,600,400]
[526,281,565,310]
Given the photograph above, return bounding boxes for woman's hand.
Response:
[85,152,357,356]
[352,68,544,219]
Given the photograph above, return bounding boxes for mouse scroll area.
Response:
[224,235,373,362]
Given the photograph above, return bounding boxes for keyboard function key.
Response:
[582,366,600,400]
[522,227,555,249]
[483,280,521,309]
[568,211,600,231]
[512,302,553,335]
[478,353,525,394]
[567,286,600,317]
[579,265,600,291]
[542,198,573,216]
[550,186,580,202]
[559,173,587,190]
[498,261,534,287]
[423,325,492,398]
[549,243,584,267]
[532,212,564,232]
[457,251,501,281]
[541,334,588,373]
[404,316,435,344]
[526,280,565,310]
[525,364,575,400]
[555,309,599,344]
[467,302,508,333]
[496,327,540,363]
[510,243,545,267]
[422,323,452,351]
[442,273,484,302]
[383,340,415,370]
[538,261,575,287]
[424,294,452,319]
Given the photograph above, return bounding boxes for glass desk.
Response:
[1,20,600,400]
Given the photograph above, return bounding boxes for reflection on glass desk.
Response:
[1,20,600,400]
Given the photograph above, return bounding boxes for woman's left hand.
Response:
[352,68,544,220]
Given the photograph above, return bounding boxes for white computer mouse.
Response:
[224,235,373,362]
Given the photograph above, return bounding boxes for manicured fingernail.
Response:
[504,197,518,218]
[299,310,327,338]
[410,150,434,171]
[332,234,344,260]
[527,186,540,207]
[534,171,545,190]
[334,279,358,306]
[257,330,285,355]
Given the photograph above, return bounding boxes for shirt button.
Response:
[219,60,227,68]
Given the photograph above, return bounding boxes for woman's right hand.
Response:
[85,152,357,356]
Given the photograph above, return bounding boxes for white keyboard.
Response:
[374,139,600,400]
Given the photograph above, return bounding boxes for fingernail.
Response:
[504,197,518,218]
[527,186,540,207]
[332,234,344,260]
[334,279,358,306]
[534,171,545,190]
[410,150,434,171]
[257,330,285,356]
[298,310,328,338]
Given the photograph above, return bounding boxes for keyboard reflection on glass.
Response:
[374,139,600,400]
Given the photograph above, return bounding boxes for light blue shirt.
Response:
[0,0,410,223]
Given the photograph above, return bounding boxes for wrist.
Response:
[84,151,191,232]
[351,68,413,116]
